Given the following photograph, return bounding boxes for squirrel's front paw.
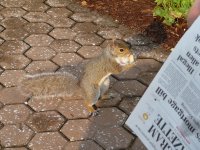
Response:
[86,104,100,116]
[85,104,97,112]
[91,109,100,116]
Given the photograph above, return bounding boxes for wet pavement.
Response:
[0,0,170,149]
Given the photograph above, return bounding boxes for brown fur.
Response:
[80,40,135,112]
[20,72,82,98]
[20,40,136,112]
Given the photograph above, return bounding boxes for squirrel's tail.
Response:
[19,72,80,98]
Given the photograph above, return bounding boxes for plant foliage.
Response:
[153,0,194,25]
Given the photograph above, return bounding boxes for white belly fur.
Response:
[98,73,111,86]
[115,54,134,66]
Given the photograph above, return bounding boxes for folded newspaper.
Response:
[126,16,200,150]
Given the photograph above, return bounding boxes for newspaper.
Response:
[126,16,200,150]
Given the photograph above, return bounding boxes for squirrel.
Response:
[20,40,136,113]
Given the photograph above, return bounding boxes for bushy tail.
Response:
[19,72,81,98]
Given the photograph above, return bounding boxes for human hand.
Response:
[187,0,200,26]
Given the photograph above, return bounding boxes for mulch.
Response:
[77,0,188,50]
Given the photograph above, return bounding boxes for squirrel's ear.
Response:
[107,39,114,50]
[105,41,114,55]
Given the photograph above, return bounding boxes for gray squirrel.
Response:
[20,40,136,113]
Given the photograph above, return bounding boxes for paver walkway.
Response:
[0,0,170,149]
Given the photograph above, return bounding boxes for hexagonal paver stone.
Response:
[0,87,29,104]
[130,138,147,150]
[77,46,102,58]
[72,22,98,33]
[113,80,146,96]
[25,61,58,73]
[96,90,122,107]
[46,8,72,18]
[1,17,27,29]
[28,132,67,150]
[0,124,34,147]
[136,59,162,72]
[58,63,85,79]
[48,17,75,28]
[0,41,29,54]
[93,16,119,27]
[24,12,50,22]
[64,140,103,150]
[100,39,112,48]
[124,34,152,46]
[0,104,32,124]
[23,1,49,12]
[0,14,4,21]
[52,53,83,66]
[67,3,89,13]
[24,23,53,34]
[0,55,30,69]
[137,72,156,85]
[75,33,104,46]
[25,34,54,46]
[45,0,72,7]
[4,147,28,150]
[25,47,56,60]
[95,127,133,150]
[49,28,77,40]
[133,46,168,62]
[58,99,90,119]
[0,85,3,90]
[0,38,4,45]
[50,40,81,53]
[0,99,4,106]
[114,66,141,80]
[0,25,4,32]
[0,28,28,40]
[0,0,26,7]
[27,111,65,132]
[0,98,3,104]
[90,107,127,127]
[28,97,62,111]
[98,27,124,39]
[0,68,3,75]
[119,97,140,115]
[110,76,118,87]
[0,120,4,129]
[0,70,26,87]
[0,8,27,17]
[71,13,96,22]
[61,119,97,141]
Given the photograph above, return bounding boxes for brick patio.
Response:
[0,0,170,149]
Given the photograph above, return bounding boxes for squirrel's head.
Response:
[107,40,135,66]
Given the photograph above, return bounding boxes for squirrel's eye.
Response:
[119,48,124,52]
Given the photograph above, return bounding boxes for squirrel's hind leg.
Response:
[83,84,100,113]
[99,77,110,100]
[100,78,119,100]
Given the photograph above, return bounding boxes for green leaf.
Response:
[155,0,163,5]
[163,15,175,25]
[170,10,182,18]
[153,0,193,26]
[172,0,181,5]
[153,6,165,17]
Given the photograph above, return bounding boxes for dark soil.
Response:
[77,0,188,50]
